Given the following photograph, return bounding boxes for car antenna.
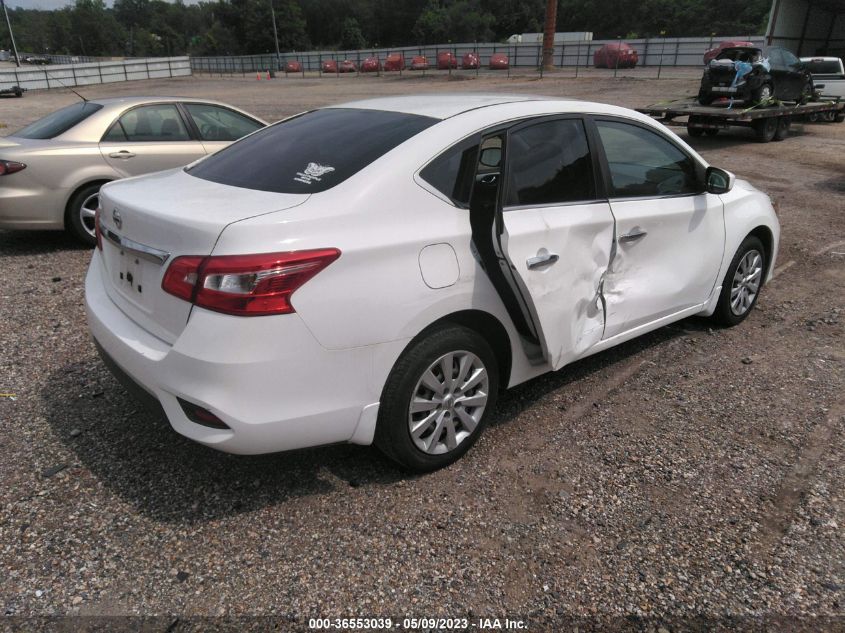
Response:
[43,69,88,102]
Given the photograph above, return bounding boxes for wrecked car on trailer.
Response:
[698,46,814,106]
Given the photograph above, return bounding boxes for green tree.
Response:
[340,16,366,49]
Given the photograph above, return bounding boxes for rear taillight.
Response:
[94,206,103,251]
[162,249,340,316]
[0,160,26,176]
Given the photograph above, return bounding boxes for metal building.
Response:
[766,0,845,57]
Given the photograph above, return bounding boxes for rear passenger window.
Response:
[504,119,596,207]
[595,120,701,198]
[106,104,191,142]
[419,138,480,207]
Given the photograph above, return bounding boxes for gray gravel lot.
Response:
[0,72,843,631]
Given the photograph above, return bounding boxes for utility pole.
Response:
[541,0,557,70]
[269,0,281,71]
[1,0,20,67]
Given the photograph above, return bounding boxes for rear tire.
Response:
[66,183,104,247]
[712,236,767,327]
[753,117,778,143]
[773,117,791,141]
[704,128,719,137]
[375,325,499,472]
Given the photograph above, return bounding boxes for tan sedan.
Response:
[0,97,266,245]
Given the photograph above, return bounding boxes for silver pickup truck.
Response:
[801,56,845,98]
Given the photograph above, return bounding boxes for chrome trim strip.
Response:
[103,228,170,266]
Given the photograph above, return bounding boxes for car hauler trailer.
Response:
[637,98,844,142]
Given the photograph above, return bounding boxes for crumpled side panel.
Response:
[500,202,615,369]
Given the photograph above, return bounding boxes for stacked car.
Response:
[594,43,638,69]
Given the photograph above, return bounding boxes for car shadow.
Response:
[0,229,91,256]
[489,318,707,429]
[41,318,707,525]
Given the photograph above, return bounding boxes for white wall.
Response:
[0,57,191,91]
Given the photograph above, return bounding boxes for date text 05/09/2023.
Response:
[308,617,528,630]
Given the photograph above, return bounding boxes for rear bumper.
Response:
[85,250,383,454]
[0,183,67,230]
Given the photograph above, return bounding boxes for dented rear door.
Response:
[481,117,615,370]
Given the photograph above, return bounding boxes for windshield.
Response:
[716,48,762,63]
[13,102,104,139]
[187,108,438,194]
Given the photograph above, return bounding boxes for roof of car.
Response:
[330,94,573,119]
[89,96,231,108]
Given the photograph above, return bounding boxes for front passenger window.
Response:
[595,120,700,198]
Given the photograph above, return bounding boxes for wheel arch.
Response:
[405,309,513,392]
[63,179,112,228]
[747,224,775,278]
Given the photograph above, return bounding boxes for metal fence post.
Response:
[575,41,580,77]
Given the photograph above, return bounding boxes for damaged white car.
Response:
[86,95,780,472]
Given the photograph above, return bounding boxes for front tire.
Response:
[67,183,104,247]
[375,325,499,472]
[712,236,767,327]
[751,82,773,105]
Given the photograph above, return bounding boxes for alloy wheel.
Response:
[730,249,763,316]
[79,192,100,239]
[408,351,489,455]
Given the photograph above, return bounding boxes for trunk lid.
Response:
[97,168,310,344]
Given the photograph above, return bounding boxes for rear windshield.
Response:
[14,102,104,139]
[187,108,438,194]
[804,59,842,74]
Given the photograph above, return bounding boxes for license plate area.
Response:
[712,86,737,93]
[103,241,155,311]
[116,249,146,297]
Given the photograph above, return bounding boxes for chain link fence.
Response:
[191,36,765,77]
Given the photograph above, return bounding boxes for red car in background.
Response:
[594,42,639,69]
[703,40,755,64]
[489,53,509,70]
[338,60,356,73]
[384,53,405,71]
[410,56,429,70]
[462,52,480,69]
[321,59,338,73]
[437,51,458,69]
[284,60,302,73]
[360,57,381,72]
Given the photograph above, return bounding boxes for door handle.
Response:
[619,228,648,243]
[109,151,136,159]
[526,251,559,269]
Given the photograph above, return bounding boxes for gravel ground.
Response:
[0,72,843,631]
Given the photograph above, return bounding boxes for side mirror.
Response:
[705,166,735,194]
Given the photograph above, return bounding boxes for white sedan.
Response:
[85,95,779,472]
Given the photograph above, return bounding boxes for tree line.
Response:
[3,0,771,58]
